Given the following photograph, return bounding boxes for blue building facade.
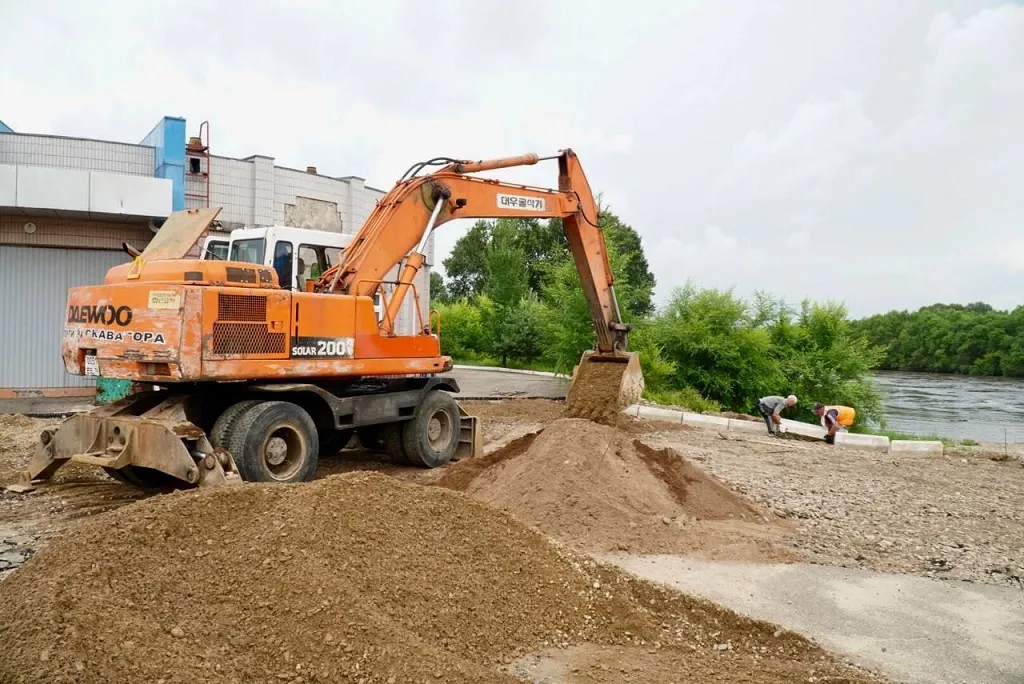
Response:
[140,116,186,211]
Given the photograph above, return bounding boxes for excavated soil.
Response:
[433,418,794,559]
[0,472,870,684]
[564,361,633,425]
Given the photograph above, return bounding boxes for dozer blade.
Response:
[564,349,644,419]
[16,393,242,490]
[452,406,483,461]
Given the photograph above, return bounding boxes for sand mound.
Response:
[0,472,859,683]
[435,418,791,557]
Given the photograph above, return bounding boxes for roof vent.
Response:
[306,166,317,174]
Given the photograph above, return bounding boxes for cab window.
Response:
[297,244,338,291]
[272,241,294,289]
[229,238,265,264]
[206,240,229,260]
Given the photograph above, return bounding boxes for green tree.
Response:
[429,271,449,306]
[483,221,528,309]
[851,301,1024,377]
[441,220,491,299]
[599,207,656,316]
[492,295,547,366]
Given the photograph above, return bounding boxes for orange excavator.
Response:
[18,149,643,489]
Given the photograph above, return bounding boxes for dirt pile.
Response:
[434,418,792,557]
[0,472,862,684]
[0,414,51,482]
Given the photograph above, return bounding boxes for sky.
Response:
[2,0,1023,318]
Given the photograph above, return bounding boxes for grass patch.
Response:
[644,388,722,414]
[851,426,981,447]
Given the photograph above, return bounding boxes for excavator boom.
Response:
[317,149,630,354]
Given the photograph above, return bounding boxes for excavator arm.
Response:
[316,149,630,354]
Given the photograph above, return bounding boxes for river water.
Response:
[871,371,1024,443]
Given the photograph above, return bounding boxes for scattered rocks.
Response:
[0,536,36,580]
[640,428,1024,588]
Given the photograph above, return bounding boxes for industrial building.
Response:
[0,116,431,393]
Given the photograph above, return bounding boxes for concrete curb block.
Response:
[452,365,568,379]
[682,412,731,429]
[891,440,944,455]
[781,419,827,439]
[622,404,945,456]
[635,405,685,423]
[727,419,764,433]
[836,432,890,452]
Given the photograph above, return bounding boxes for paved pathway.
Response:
[448,366,569,399]
[602,554,1024,684]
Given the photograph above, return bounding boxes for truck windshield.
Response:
[229,238,265,264]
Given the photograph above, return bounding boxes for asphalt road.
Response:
[447,366,569,399]
[602,554,1024,684]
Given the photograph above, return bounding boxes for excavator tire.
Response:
[402,390,460,468]
[226,401,319,484]
[319,428,355,458]
[210,400,262,449]
[355,425,409,465]
[381,424,410,465]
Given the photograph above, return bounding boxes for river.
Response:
[871,371,1024,443]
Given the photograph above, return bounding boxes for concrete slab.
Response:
[836,432,890,452]
[0,396,93,416]
[892,440,944,455]
[601,554,1024,684]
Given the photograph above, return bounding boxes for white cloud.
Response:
[1,0,1023,317]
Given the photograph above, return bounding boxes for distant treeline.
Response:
[851,303,1024,377]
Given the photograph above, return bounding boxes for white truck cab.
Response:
[201,225,354,293]
[200,225,416,331]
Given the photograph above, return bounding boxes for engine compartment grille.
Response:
[212,294,284,355]
[212,323,285,355]
[217,294,267,322]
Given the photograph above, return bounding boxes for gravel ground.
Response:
[466,401,1024,589]
[640,430,1024,588]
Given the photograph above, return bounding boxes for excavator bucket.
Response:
[15,393,242,490]
[564,350,644,420]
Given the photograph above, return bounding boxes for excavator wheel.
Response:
[226,401,320,484]
[402,390,460,468]
[210,400,262,449]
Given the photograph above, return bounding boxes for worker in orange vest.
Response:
[814,403,856,444]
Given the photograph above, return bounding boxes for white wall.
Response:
[0,163,171,218]
[0,133,154,176]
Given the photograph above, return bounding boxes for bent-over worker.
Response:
[815,403,856,444]
[756,395,797,436]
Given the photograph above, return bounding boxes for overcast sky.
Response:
[3,0,1023,317]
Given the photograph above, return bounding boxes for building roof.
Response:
[0,119,13,133]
